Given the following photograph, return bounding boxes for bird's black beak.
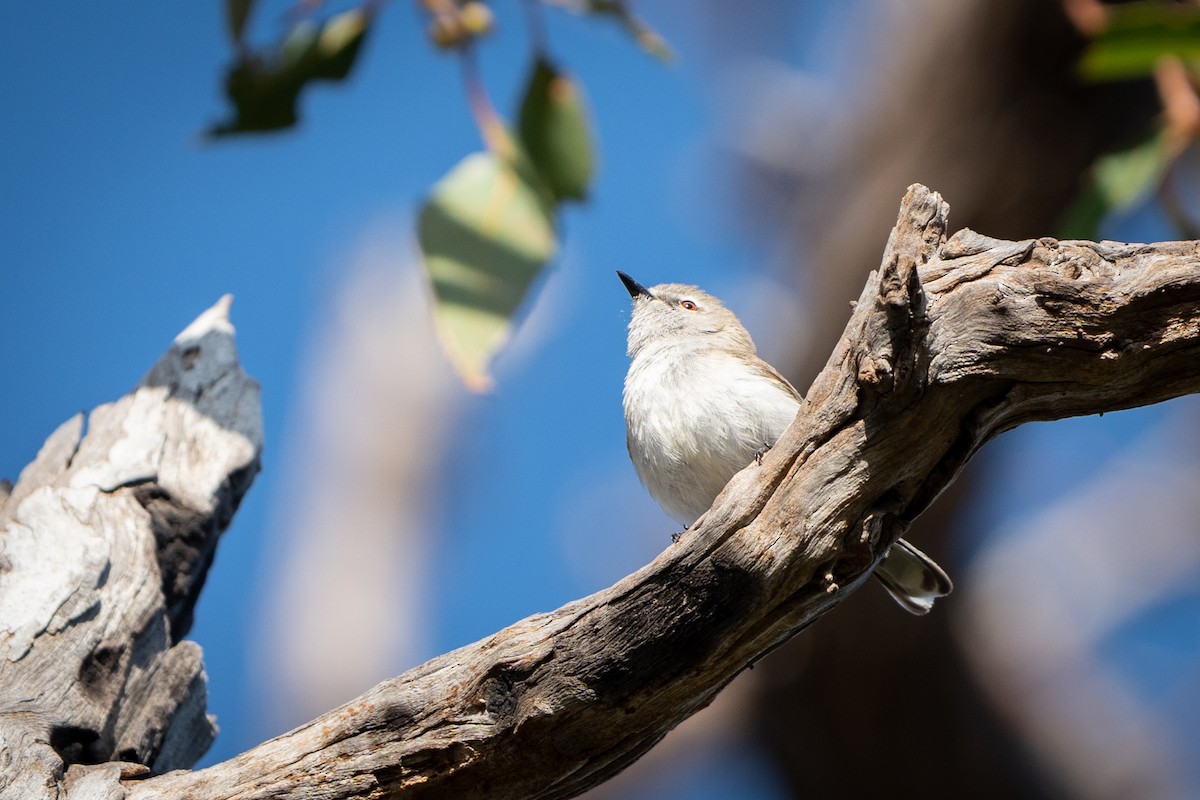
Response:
[617,271,653,299]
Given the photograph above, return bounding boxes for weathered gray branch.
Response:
[0,296,262,800]
[9,185,1200,799]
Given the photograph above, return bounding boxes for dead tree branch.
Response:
[8,185,1200,799]
[0,296,262,800]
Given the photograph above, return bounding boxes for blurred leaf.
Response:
[1093,128,1174,207]
[518,57,596,202]
[1059,128,1173,239]
[225,0,256,47]
[1081,3,1200,81]
[214,58,304,135]
[281,18,322,66]
[208,7,372,137]
[542,0,673,62]
[313,8,370,79]
[418,148,558,390]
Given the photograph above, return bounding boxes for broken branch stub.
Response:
[0,296,262,799]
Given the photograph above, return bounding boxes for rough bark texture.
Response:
[0,296,262,800]
[90,186,1200,798]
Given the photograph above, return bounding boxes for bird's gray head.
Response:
[617,271,755,358]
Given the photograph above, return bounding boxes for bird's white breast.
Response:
[623,346,800,526]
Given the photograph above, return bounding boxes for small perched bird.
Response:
[618,271,952,614]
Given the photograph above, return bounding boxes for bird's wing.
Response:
[749,357,804,403]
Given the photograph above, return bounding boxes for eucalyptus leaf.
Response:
[208,8,372,137]
[313,8,370,81]
[1093,128,1173,209]
[1080,2,1200,80]
[418,150,558,390]
[518,57,596,202]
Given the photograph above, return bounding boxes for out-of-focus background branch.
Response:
[3,1,1200,799]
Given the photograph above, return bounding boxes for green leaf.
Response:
[208,8,372,138]
[418,150,558,390]
[225,0,255,47]
[1080,3,1200,81]
[1093,128,1173,208]
[212,58,304,136]
[1059,128,1174,239]
[313,8,370,81]
[518,57,596,202]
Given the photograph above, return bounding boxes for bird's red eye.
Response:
[681,300,698,311]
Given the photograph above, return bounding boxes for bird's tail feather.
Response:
[873,538,953,615]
